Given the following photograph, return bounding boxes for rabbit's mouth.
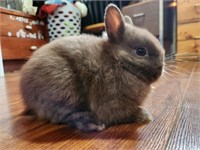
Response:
[121,60,163,84]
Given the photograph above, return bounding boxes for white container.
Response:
[47,2,81,41]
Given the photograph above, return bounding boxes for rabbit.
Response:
[20,4,165,132]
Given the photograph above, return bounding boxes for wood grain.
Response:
[166,62,200,150]
[83,22,105,34]
[0,61,200,150]
[177,39,200,54]
[177,0,200,23]
[1,37,47,60]
[0,6,48,65]
[177,0,200,55]
[177,22,200,41]
[0,13,47,39]
[3,60,27,72]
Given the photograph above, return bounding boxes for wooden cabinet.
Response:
[0,7,48,72]
[177,0,200,54]
[1,37,47,60]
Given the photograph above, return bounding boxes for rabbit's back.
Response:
[20,34,104,122]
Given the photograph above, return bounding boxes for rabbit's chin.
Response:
[147,70,163,84]
[121,60,163,84]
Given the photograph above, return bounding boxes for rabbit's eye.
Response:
[135,47,147,56]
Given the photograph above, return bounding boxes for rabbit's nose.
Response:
[158,66,163,71]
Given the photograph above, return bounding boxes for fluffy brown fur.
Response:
[20,4,165,132]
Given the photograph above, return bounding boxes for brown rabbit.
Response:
[20,4,165,132]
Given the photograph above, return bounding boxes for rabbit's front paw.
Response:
[134,107,153,123]
[77,123,105,132]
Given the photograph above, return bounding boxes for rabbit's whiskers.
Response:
[165,52,200,63]
[160,51,200,80]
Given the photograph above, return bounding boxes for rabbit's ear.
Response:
[104,4,125,43]
[124,16,133,25]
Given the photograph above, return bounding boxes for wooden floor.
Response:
[0,61,200,150]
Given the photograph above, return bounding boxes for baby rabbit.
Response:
[20,4,165,132]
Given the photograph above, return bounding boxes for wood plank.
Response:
[132,62,195,149]
[166,62,200,150]
[178,22,200,41]
[83,22,105,34]
[177,0,200,23]
[177,39,200,54]
[0,62,198,149]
